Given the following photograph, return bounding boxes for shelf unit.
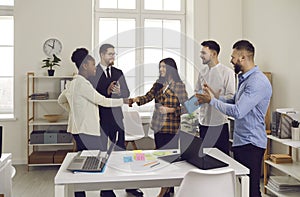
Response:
[264,135,300,196]
[26,72,74,169]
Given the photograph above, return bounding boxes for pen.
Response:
[143,160,158,166]
[150,162,160,168]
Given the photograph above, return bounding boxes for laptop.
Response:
[67,133,117,173]
[158,130,229,170]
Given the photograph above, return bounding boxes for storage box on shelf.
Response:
[264,135,300,196]
[26,72,75,170]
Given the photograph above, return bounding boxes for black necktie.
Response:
[106,67,110,78]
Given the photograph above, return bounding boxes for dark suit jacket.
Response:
[89,64,130,122]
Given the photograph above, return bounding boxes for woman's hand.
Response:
[158,106,175,114]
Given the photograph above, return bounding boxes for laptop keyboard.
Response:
[82,156,100,170]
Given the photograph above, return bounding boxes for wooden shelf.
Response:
[28,163,62,167]
[28,75,73,79]
[267,135,300,149]
[29,99,58,103]
[265,185,300,197]
[29,119,68,126]
[29,143,73,146]
[265,160,300,180]
[264,134,300,195]
[26,72,74,170]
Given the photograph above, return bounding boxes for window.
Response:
[95,0,185,97]
[0,1,14,118]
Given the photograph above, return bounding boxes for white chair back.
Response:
[175,168,236,197]
[123,110,145,141]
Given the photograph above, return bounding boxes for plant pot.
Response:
[48,69,55,76]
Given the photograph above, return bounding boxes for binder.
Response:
[184,90,202,114]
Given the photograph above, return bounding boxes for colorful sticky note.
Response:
[123,156,133,163]
[135,153,145,161]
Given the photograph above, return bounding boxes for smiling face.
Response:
[230,49,243,74]
[159,61,167,77]
[200,46,213,65]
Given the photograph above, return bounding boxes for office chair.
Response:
[147,127,155,139]
[123,110,145,150]
[175,168,236,197]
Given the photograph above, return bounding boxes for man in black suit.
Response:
[89,44,144,197]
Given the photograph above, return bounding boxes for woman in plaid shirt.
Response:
[131,57,188,196]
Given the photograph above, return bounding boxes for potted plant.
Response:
[42,54,61,76]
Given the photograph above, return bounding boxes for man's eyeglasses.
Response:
[106,52,116,57]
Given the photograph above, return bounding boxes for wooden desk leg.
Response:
[0,194,4,197]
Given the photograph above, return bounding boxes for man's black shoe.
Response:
[100,190,116,197]
[125,188,144,196]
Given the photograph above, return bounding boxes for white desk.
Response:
[0,153,12,197]
[55,148,249,197]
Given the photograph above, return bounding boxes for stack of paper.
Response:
[270,154,292,164]
[267,176,300,192]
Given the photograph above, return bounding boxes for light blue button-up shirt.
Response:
[210,66,272,149]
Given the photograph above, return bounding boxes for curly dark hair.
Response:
[71,48,94,69]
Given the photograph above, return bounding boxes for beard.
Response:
[108,60,114,66]
[233,63,242,74]
[202,59,209,65]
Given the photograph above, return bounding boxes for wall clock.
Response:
[43,38,62,57]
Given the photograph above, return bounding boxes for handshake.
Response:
[123,97,139,107]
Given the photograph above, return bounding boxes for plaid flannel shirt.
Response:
[137,81,188,134]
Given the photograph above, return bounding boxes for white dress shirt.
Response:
[100,64,110,78]
[195,63,235,126]
[58,75,123,136]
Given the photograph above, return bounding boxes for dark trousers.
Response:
[100,119,126,151]
[73,134,87,197]
[154,132,179,150]
[233,144,265,197]
[199,123,229,155]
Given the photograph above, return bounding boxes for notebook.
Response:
[184,90,202,114]
[67,133,117,173]
[158,130,229,170]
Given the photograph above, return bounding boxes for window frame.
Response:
[0,3,14,119]
[94,0,186,98]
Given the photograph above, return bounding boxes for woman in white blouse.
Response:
[58,48,127,151]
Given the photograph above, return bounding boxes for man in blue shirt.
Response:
[196,40,272,197]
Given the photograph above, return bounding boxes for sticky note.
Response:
[135,153,145,161]
[123,156,133,163]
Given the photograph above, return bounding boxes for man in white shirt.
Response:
[195,40,235,154]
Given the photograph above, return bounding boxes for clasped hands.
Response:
[124,97,175,114]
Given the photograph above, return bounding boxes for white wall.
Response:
[241,0,300,110]
[1,0,93,164]
[1,0,300,164]
[187,0,242,92]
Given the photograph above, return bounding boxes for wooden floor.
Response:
[12,164,272,197]
[12,165,162,197]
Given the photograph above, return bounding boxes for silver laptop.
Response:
[67,133,117,173]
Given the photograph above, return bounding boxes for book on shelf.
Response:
[270,154,292,164]
[30,92,49,100]
[267,176,300,192]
